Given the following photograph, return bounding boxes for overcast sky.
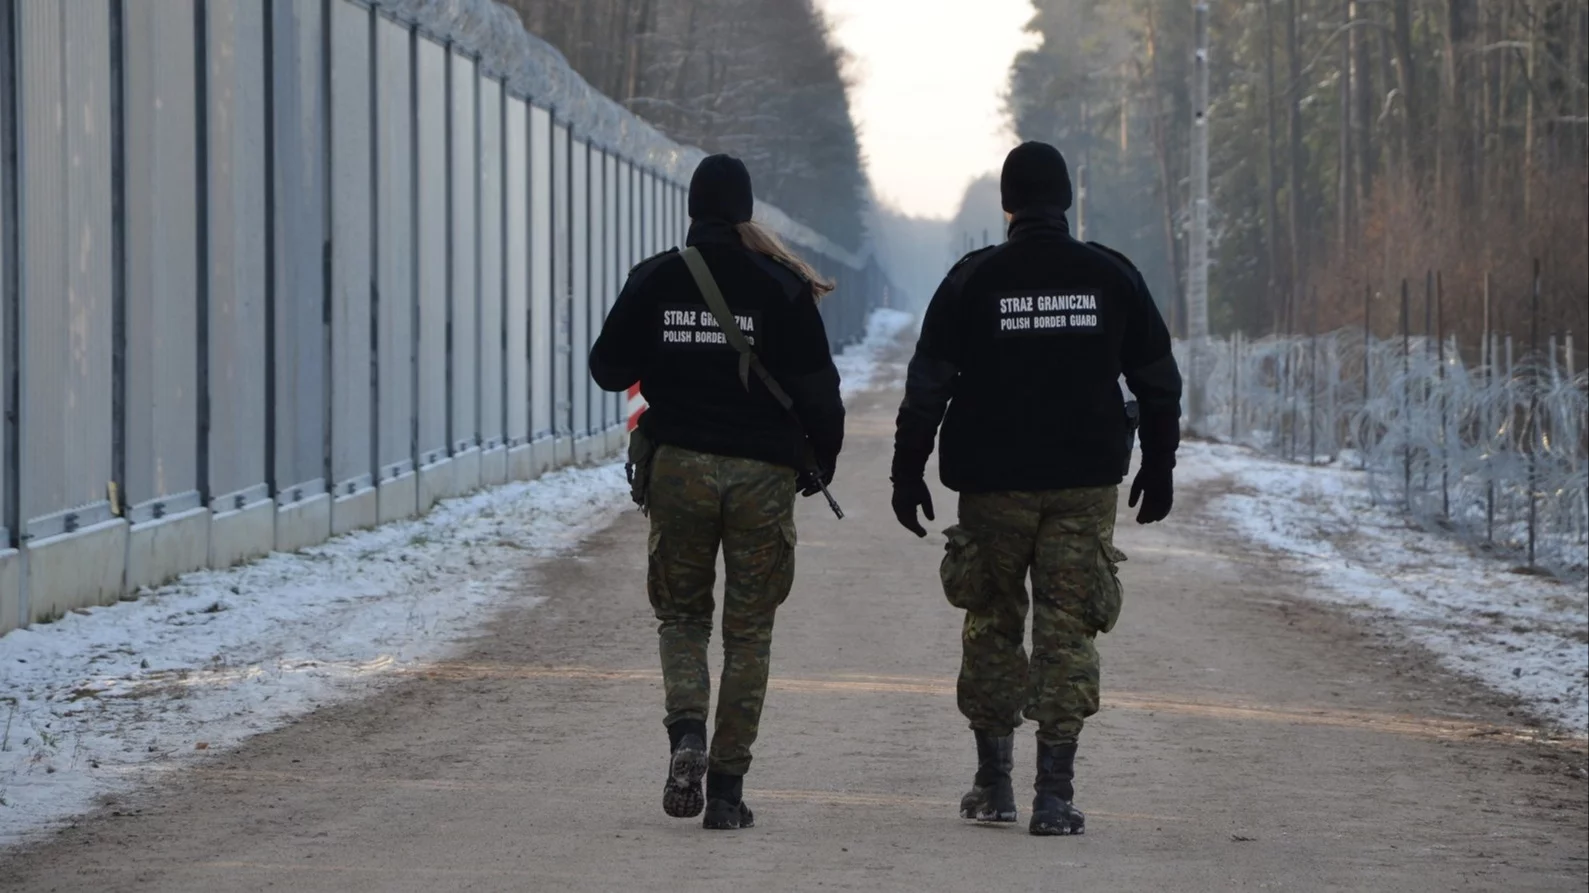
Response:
[816,0,1038,221]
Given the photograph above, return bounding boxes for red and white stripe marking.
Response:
[626,384,648,431]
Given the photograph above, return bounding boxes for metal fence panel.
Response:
[271,0,329,496]
[638,168,647,257]
[601,151,617,428]
[660,179,669,248]
[665,179,676,248]
[122,0,199,517]
[477,76,504,450]
[625,168,636,402]
[0,4,9,545]
[551,122,570,439]
[504,95,529,444]
[638,170,651,257]
[448,49,478,453]
[374,14,414,477]
[613,156,626,274]
[205,0,268,506]
[529,106,553,440]
[414,35,447,465]
[641,171,651,253]
[673,181,681,244]
[570,138,590,438]
[632,168,643,259]
[678,183,687,244]
[18,0,115,532]
[666,181,677,247]
[329,0,372,495]
[656,176,665,249]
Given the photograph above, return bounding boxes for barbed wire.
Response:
[1177,332,1588,581]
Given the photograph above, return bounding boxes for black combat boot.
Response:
[702,771,755,830]
[959,731,1017,822]
[1030,740,1085,836]
[663,719,708,818]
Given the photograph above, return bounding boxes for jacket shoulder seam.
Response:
[746,251,809,301]
[629,247,680,277]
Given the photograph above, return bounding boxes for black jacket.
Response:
[892,209,1181,493]
[590,219,844,475]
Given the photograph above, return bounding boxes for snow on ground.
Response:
[0,309,911,847]
[0,463,631,845]
[835,308,916,396]
[1178,440,1589,735]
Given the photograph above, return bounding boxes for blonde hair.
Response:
[735,220,836,300]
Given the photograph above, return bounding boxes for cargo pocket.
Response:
[940,525,992,612]
[772,518,798,606]
[1087,539,1127,634]
[646,528,671,615]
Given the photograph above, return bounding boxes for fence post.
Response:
[1322,332,1334,457]
[1570,331,1585,552]
[1437,271,1448,520]
[1401,279,1410,510]
[1308,291,1317,465]
[1283,335,1294,462]
[1362,283,1371,415]
[1506,332,1515,539]
[1527,259,1539,569]
[1484,271,1493,543]
[1421,270,1433,499]
[1230,330,1240,443]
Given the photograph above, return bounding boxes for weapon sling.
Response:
[680,246,843,519]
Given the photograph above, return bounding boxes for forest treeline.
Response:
[501,0,869,254]
[1002,0,1588,354]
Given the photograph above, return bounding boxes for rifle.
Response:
[680,247,844,520]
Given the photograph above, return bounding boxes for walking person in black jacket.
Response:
[890,142,1182,836]
[590,154,844,830]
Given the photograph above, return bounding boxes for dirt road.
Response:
[3,380,1585,892]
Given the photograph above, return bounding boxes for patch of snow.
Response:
[835,308,917,397]
[0,463,630,846]
[1180,440,1589,735]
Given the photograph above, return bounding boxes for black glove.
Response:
[1128,460,1174,524]
[798,442,839,498]
[891,477,935,537]
[797,466,834,498]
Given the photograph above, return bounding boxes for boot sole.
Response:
[703,801,754,830]
[960,785,1018,823]
[1029,819,1085,836]
[662,745,707,818]
[960,804,1019,822]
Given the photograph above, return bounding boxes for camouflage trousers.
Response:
[942,486,1125,746]
[646,445,798,776]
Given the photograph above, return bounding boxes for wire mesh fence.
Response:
[1177,323,1588,582]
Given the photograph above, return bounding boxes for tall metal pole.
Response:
[1187,1,1211,432]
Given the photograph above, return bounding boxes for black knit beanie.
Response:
[688,154,754,224]
[1000,142,1073,213]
